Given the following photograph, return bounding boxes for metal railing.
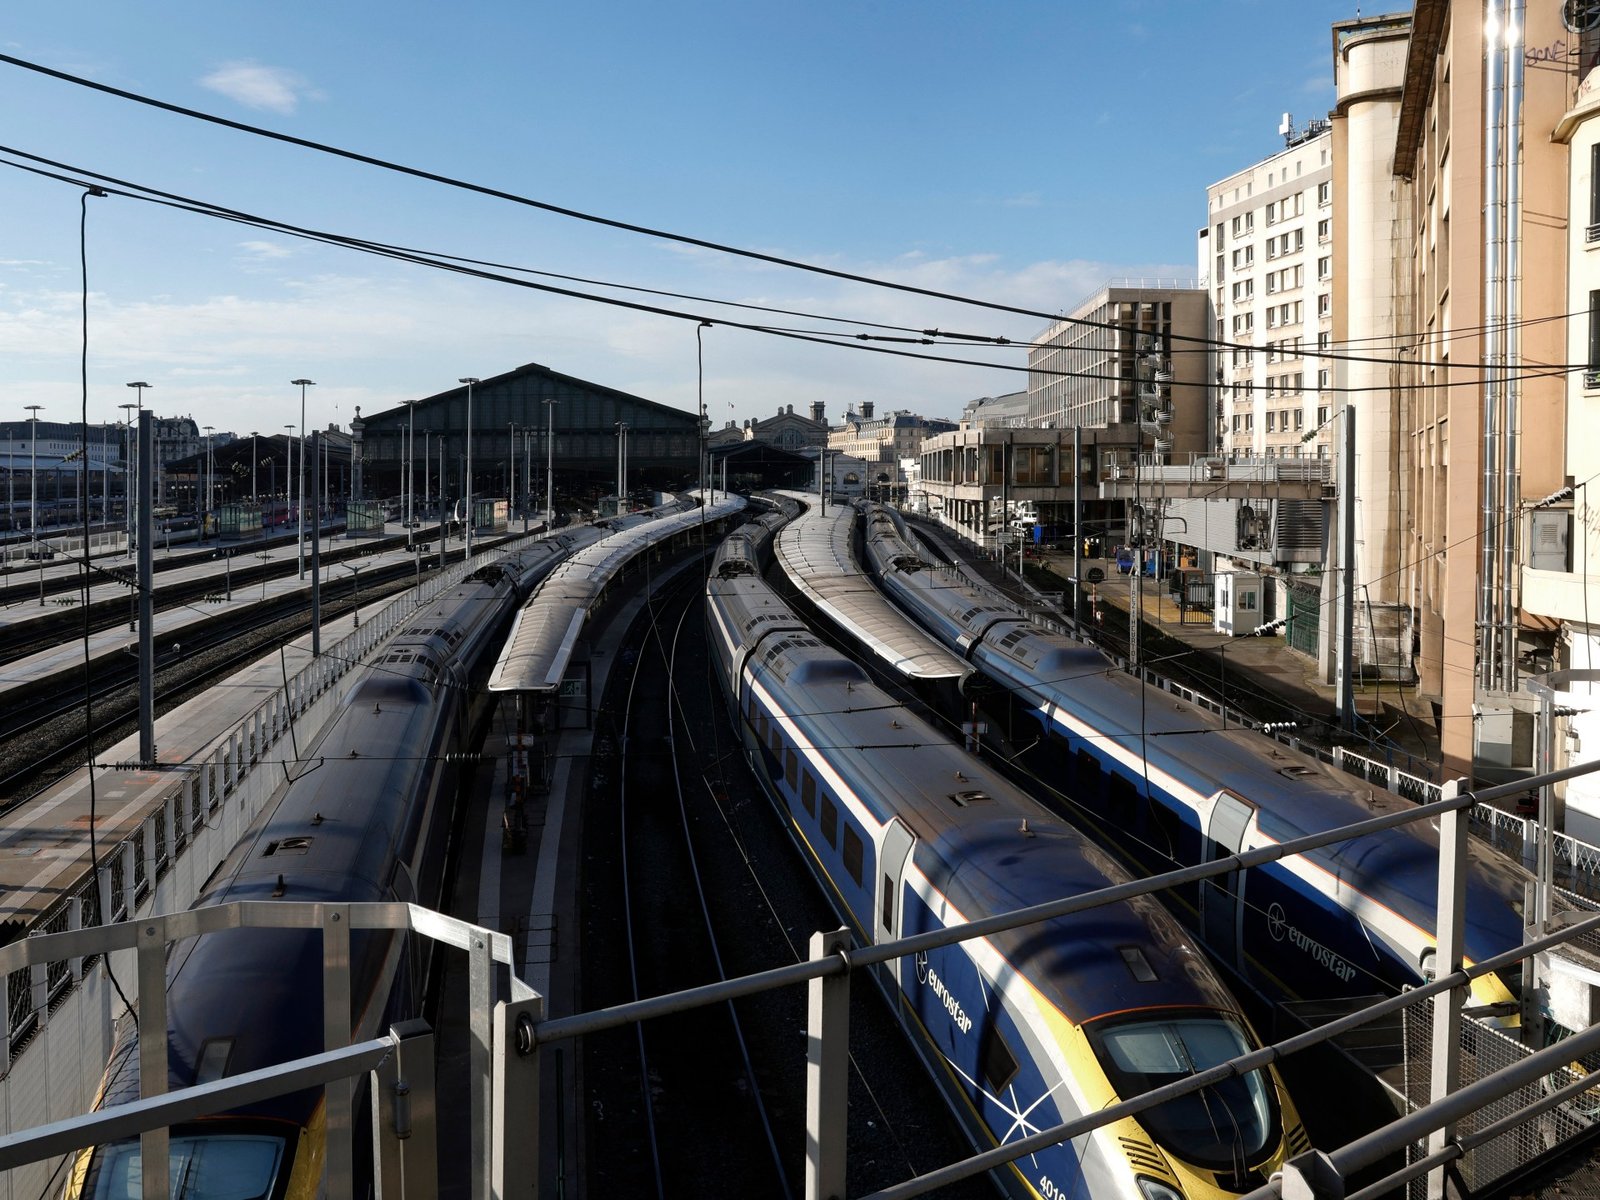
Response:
[0,901,527,1200]
[6,769,1600,1199]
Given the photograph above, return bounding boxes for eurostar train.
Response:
[706,523,1311,1200]
[860,506,1527,1014]
[63,537,576,1200]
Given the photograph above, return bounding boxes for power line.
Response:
[1,52,1581,377]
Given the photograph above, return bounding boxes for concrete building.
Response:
[960,391,1030,427]
[1383,0,1571,778]
[1328,13,1415,667]
[1528,21,1600,820]
[1027,284,1210,479]
[1202,126,1336,464]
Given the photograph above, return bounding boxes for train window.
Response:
[843,826,864,885]
[821,796,839,848]
[1076,750,1101,795]
[784,748,799,790]
[979,1024,1019,1093]
[1109,774,1137,826]
[801,772,817,816]
[769,722,782,756]
[881,873,894,930]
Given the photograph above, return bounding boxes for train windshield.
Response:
[76,1133,285,1200]
[1086,1013,1279,1171]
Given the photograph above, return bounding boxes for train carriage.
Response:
[861,506,1529,1016]
[705,524,1309,1200]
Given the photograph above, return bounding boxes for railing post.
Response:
[137,917,169,1200]
[1428,778,1469,1200]
[141,814,158,897]
[470,929,494,1200]
[374,1019,438,1200]
[805,928,852,1200]
[68,897,83,984]
[324,905,354,1200]
[493,993,545,1199]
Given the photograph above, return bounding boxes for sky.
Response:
[1,0,1359,440]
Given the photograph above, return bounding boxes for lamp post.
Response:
[544,398,557,529]
[25,404,41,563]
[284,424,296,539]
[615,421,627,511]
[251,432,259,504]
[125,382,149,541]
[340,561,365,627]
[118,402,138,548]
[291,379,315,577]
[203,425,214,540]
[459,377,478,556]
[405,399,417,538]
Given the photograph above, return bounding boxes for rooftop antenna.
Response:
[1279,112,1294,145]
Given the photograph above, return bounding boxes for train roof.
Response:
[747,643,1243,1023]
[774,500,968,682]
[490,492,746,692]
[1007,638,1530,959]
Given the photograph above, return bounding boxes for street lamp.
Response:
[118,402,138,548]
[544,398,557,529]
[126,382,149,535]
[24,404,44,605]
[203,425,214,539]
[339,561,365,627]
[459,377,478,556]
[284,424,296,537]
[405,399,417,539]
[251,432,259,505]
[291,379,315,576]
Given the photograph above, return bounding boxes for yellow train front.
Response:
[890,818,1310,1199]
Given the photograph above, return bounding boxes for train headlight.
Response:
[1136,1177,1184,1200]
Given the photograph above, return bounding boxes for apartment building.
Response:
[1201,128,1335,464]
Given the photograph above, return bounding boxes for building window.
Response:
[1318,256,1331,281]
[1318,181,1331,206]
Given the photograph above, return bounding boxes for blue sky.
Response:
[1,1,1356,439]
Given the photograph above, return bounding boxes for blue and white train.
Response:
[706,522,1311,1200]
[63,536,577,1200]
[861,506,1527,1015]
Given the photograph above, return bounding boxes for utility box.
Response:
[1213,571,1263,636]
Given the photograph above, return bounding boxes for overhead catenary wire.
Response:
[0,145,1590,403]
[0,56,1589,381]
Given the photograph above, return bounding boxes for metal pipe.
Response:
[1500,0,1525,692]
[1478,5,1505,689]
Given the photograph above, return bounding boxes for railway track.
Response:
[576,561,988,1199]
[0,568,437,804]
[0,534,446,666]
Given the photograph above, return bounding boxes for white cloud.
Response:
[198,62,319,114]
[238,241,293,261]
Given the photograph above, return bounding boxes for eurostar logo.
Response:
[1267,902,1287,942]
